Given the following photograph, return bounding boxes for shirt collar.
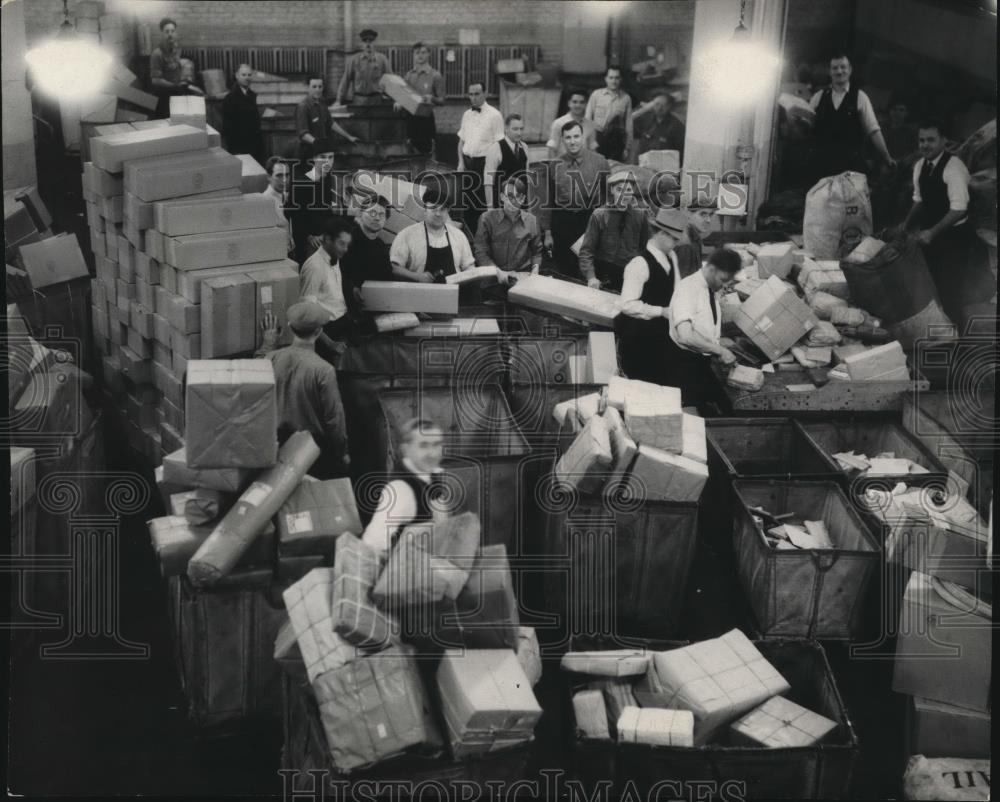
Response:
[505,136,520,150]
[925,152,946,168]
[402,456,442,484]
[830,81,851,95]
[411,63,432,74]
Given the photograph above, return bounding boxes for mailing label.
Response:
[242,481,272,507]
[285,511,315,534]
[376,723,387,739]
[260,285,273,304]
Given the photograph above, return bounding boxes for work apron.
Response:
[424,224,456,282]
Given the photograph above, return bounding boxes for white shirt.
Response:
[457,102,505,159]
[669,269,722,353]
[299,246,347,320]
[361,457,445,552]
[618,240,676,320]
[389,221,476,275]
[912,152,970,221]
[483,136,527,188]
[546,113,599,155]
[808,84,880,136]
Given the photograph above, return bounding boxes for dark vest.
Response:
[390,466,444,527]
[493,139,528,204]
[814,85,866,174]
[613,249,676,340]
[916,152,954,229]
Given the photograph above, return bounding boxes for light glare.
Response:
[695,40,780,107]
[25,40,113,101]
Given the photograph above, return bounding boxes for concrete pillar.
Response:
[2,0,38,190]
[682,0,785,225]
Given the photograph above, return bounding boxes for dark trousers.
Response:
[408,115,436,155]
[922,223,995,328]
[596,125,628,162]
[594,258,626,293]
[462,155,487,234]
[550,209,592,280]
[672,348,732,413]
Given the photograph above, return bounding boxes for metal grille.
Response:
[192,45,539,97]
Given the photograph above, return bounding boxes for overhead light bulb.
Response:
[25,0,113,101]
[694,2,779,107]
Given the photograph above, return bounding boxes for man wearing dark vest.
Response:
[361,418,450,553]
[484,113,529,210]
[614,206,688,386]
[901,120,995,330]
[808,53,894,182]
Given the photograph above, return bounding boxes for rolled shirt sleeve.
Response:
[944,157,971,211]
[618,256,664,319]
[856,91,881,136]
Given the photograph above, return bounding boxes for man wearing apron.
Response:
[902,120,995,331]
[388,189,476,282]
[614,207,688,386]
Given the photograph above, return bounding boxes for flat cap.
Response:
[287,300,332,332]
[359,28,378,41]
[649,206,688,236]
[608,170,638,186]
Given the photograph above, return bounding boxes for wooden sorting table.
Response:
[716,365,930,413]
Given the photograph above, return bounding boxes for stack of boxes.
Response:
[85,116,283,464]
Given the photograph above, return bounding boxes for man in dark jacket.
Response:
[222,63,263,162]
[341,194,393,315]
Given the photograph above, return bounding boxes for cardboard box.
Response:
[129,301,153,337]
[200,274,257,357]
[90,123,207,173]
[755,242,796,279]
[108,78,158,111]
[359,281,459,314]
[171,328,201,359]
[147,514,274,576]
[681,413,707,464]
[126,327,152,360]
[843,341,908,382]
[168,488,229,525]
[508,274,620,327]
[169,94,207,129]
[153,362,184,408]
[152,339,171,368]
[160,291,200,334]
[276,478,361,556]
[559,650,650,677]
[623,387,683,452]
[401,317,501,337]
[730,696,838,748]
[637,150,680,173]
[605,406,638,488]
[516,627,542,687]
[184,359,277,468]
[136,278,155,310]
[437,649,542,757]
[127,187,240,230]
[618,707,695,747]
[902,756,990,801]
[892,572,991,712]
[18,233,90,289]
[799,260,849,300]
[313,646,437,772]
[135,252,159,285]
[159,262,177,294]
[330,533,394,650]
[907,696,990,759]
[236,153,268,194]
[573,690,611,740]
[155,194,281,237]
[434,544,519,650]
[116,235,134,280]
[495,58,526,74]
[251,263,300,348]
[735,275,819,361]
[587,331,618,383]
[606,376,672,411]
[554,413,613,495]
[164,226,288,270]
[151,312,171,345]
[100,194,124,223]
[378,73,432,117]
[635,630,790,745]
[126,149,244,203]
[627,444,708,503]
[119,345,151,385]
[281,568,357,682]
[144,228,165,261]
[84,161,124,197]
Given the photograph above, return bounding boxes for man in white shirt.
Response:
[299,218,355,346]
[809,53,895,181]
[261,156,294,257]
[457,82,505,231]
[585,66,633,161]
[547,90,598,158]
[361,418,451,553]
[389,188,475,282]
[900,119,995,328]
[668,248,742,409]
[613,206,687,387]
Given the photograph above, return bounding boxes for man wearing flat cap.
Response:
[578,169,650,292]
[336,29,392,105]
[673,187,718,279]
[613,206,688,386]
[257,301,350,478]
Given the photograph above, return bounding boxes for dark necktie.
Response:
[709,288,718,325]
[921,158,934,179]
[471,107,482,113]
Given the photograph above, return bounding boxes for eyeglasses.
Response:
[363,207,387,219]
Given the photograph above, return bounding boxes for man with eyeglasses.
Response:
[341,194,393,315]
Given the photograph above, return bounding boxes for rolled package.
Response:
[187,431,320,586]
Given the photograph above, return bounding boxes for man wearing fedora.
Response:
[336,29,392,105]
[579,169,650,293]
[613,206,688,386]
